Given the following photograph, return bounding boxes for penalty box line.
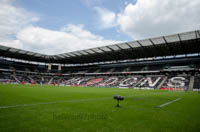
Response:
[157,98,181,108]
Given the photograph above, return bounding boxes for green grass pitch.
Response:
[0,84,200,132]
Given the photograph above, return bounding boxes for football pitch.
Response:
[0,84,200,132]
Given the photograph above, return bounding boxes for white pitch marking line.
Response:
[0,93,151,109]
[0,92,171,109]
[157,98,181,108]
[0,97,112,109]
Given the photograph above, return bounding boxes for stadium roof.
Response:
[0,30,200,64]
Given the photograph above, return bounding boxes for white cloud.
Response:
[16,25,121,55]
[60,24,102,40]
[0,0,39,40]
[94,7,117,28]
[0,0,121,55]
[117,0,200,39]
[0,40,23,49]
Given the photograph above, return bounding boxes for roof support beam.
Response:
[70,52,79,57]
[195,31,200,54]
[195,31,198,39]
[55,55,66,59]
[115,45,123,50]
[177,34,187,56]
[90,49,98,54]
[125,43,138,59]
[96,48,113,61]
[125,43,133,49]
[77,51,94,63]
[105,46,122,61]
[98,48,117,61]
[83,50,93,55]
[197,30,200,38]
[137,41,153,57]
[163,36,174,56]
[106,46,115,52]
[97,48,107,53]
[89,49,108,62]
[1,47,12,56]
[76,51,85,56]
[115,45,131,60]
[149,39,163,56]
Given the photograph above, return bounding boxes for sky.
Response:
[0,0,200,55]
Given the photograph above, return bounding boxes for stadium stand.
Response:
[0,30,200,90]
[160,75,190,90]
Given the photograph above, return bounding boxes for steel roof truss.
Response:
[163,36,174,56]
[177,34,187,56]
[137,41,153,57]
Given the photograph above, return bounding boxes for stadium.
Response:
[1,0,200,132]
[1,30,200,90]
[0,29,200,131]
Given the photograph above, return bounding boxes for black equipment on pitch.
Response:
[113,95,124,107]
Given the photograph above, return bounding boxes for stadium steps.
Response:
[12,75,20,83]
[188,76,194,91]
[156,76,168,89]
[48,77,54,85]
[27,75,34,82]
